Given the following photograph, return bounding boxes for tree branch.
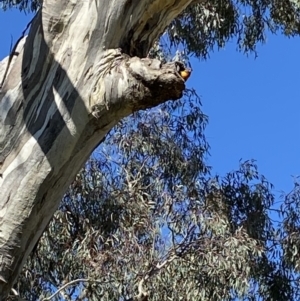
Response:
[41,278,112,301]
[0,0,194,297]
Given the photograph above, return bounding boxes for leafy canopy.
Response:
[2,0,300,300]
[16,94,300,301]
[3,0,300,57]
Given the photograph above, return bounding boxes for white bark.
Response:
[0,0,193,297]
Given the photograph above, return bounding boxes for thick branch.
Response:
[0,0,193,298]
[41,0,194,57]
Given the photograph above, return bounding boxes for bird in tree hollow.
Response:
[180,68,192,81]
[175,61,192,81]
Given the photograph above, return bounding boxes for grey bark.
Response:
[0,0,193,298]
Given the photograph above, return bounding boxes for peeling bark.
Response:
[0,0,193,297]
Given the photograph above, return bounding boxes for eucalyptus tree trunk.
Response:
[0,0,193,298]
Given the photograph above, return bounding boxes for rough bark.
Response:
[0,0,193,298]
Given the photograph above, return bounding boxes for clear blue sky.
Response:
[1,8,299,197]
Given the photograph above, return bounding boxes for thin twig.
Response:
[10,288,19,296]
[41,278,112,301]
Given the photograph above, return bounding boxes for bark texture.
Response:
[0,0,193,298]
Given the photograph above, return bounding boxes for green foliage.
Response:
[3,0,300,57]
[0,0,39,11]
[168,0,300,57]
[3,0,300,300]
[14,90,298,301]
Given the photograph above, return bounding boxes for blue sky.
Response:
[189,35,300,195]
[1,8,299,197]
